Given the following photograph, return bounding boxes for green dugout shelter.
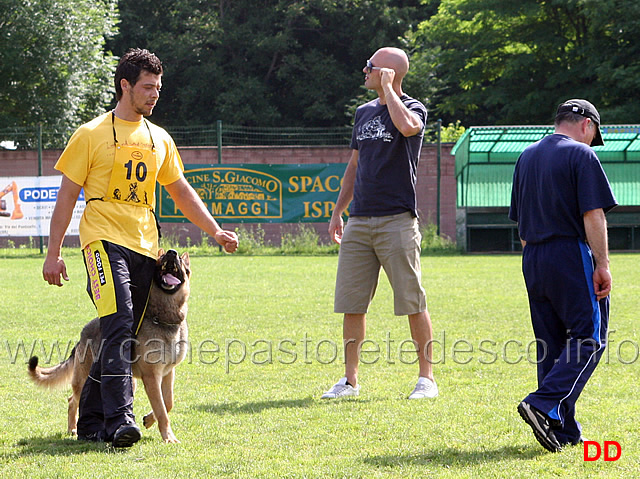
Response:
[452,125,640,251]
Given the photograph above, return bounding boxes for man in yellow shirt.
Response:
[42,48,238,447]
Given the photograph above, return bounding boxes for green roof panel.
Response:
[627,139,640,151]
[454,125,640,207]
[469,141,496,153]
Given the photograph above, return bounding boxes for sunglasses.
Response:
[366,60,381,74]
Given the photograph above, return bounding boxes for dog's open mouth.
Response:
[162,273,182,287]
[155,250,186,294]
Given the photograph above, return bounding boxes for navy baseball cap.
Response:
[556,99,604,146]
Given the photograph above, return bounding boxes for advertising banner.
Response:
[0,176,84,237]
[157,164,347,223]
[1,163,348,238]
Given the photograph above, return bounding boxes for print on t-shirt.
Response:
[356,116,393,142]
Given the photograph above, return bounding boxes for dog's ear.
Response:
[180,252,190,269]
[158,248,165,259]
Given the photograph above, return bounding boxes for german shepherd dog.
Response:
[28,249,190,443]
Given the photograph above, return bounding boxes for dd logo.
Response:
[583,441,621,461]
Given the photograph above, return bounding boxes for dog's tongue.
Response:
[163,273,181,285]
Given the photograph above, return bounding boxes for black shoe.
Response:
[77,430,105,443]
[517,401,562,453]
[111,423,141,448]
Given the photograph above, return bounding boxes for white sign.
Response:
[0,176,84,237]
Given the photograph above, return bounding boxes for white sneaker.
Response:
[408,377,438,399]
[321,377,360,399]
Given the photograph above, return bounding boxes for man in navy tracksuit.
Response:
[509,99,617,452]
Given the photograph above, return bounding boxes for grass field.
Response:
[0,250,638,478]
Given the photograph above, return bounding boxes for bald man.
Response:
[321,47,438,400]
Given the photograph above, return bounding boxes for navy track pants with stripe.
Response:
[521,238,609,445]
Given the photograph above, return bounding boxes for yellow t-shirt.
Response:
[55,111,184,258]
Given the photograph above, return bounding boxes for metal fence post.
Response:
[217,120,222,164]
[37,123,44,254]
[216,119,223,251]
[436,119,442,236]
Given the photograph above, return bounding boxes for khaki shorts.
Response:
[334,212,427,316]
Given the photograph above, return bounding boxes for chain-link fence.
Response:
[0,122,442,150]
[168,123,354,147]
[0,126,76,150]
[173,122,443,146]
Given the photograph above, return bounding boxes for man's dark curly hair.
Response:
[114,48,163,101]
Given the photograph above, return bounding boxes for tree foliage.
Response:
[108,0,425,127]
[410,0,640,126]
[0,0,118,135]
[3,0,640,132]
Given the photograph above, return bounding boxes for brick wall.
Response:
[0,143,457,246]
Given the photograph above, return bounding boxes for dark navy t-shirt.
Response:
[349,95,427,217]
[509,134,617,243]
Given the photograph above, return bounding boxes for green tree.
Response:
[0,0,118,144]
[109,0,425,128]
[410,0,640,126]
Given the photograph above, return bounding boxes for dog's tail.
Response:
[28,346,77,389]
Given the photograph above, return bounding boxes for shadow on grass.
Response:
[7,434,152,457]
[363,444,545,468]
[197,397,315,415]
[198,396,375,415]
